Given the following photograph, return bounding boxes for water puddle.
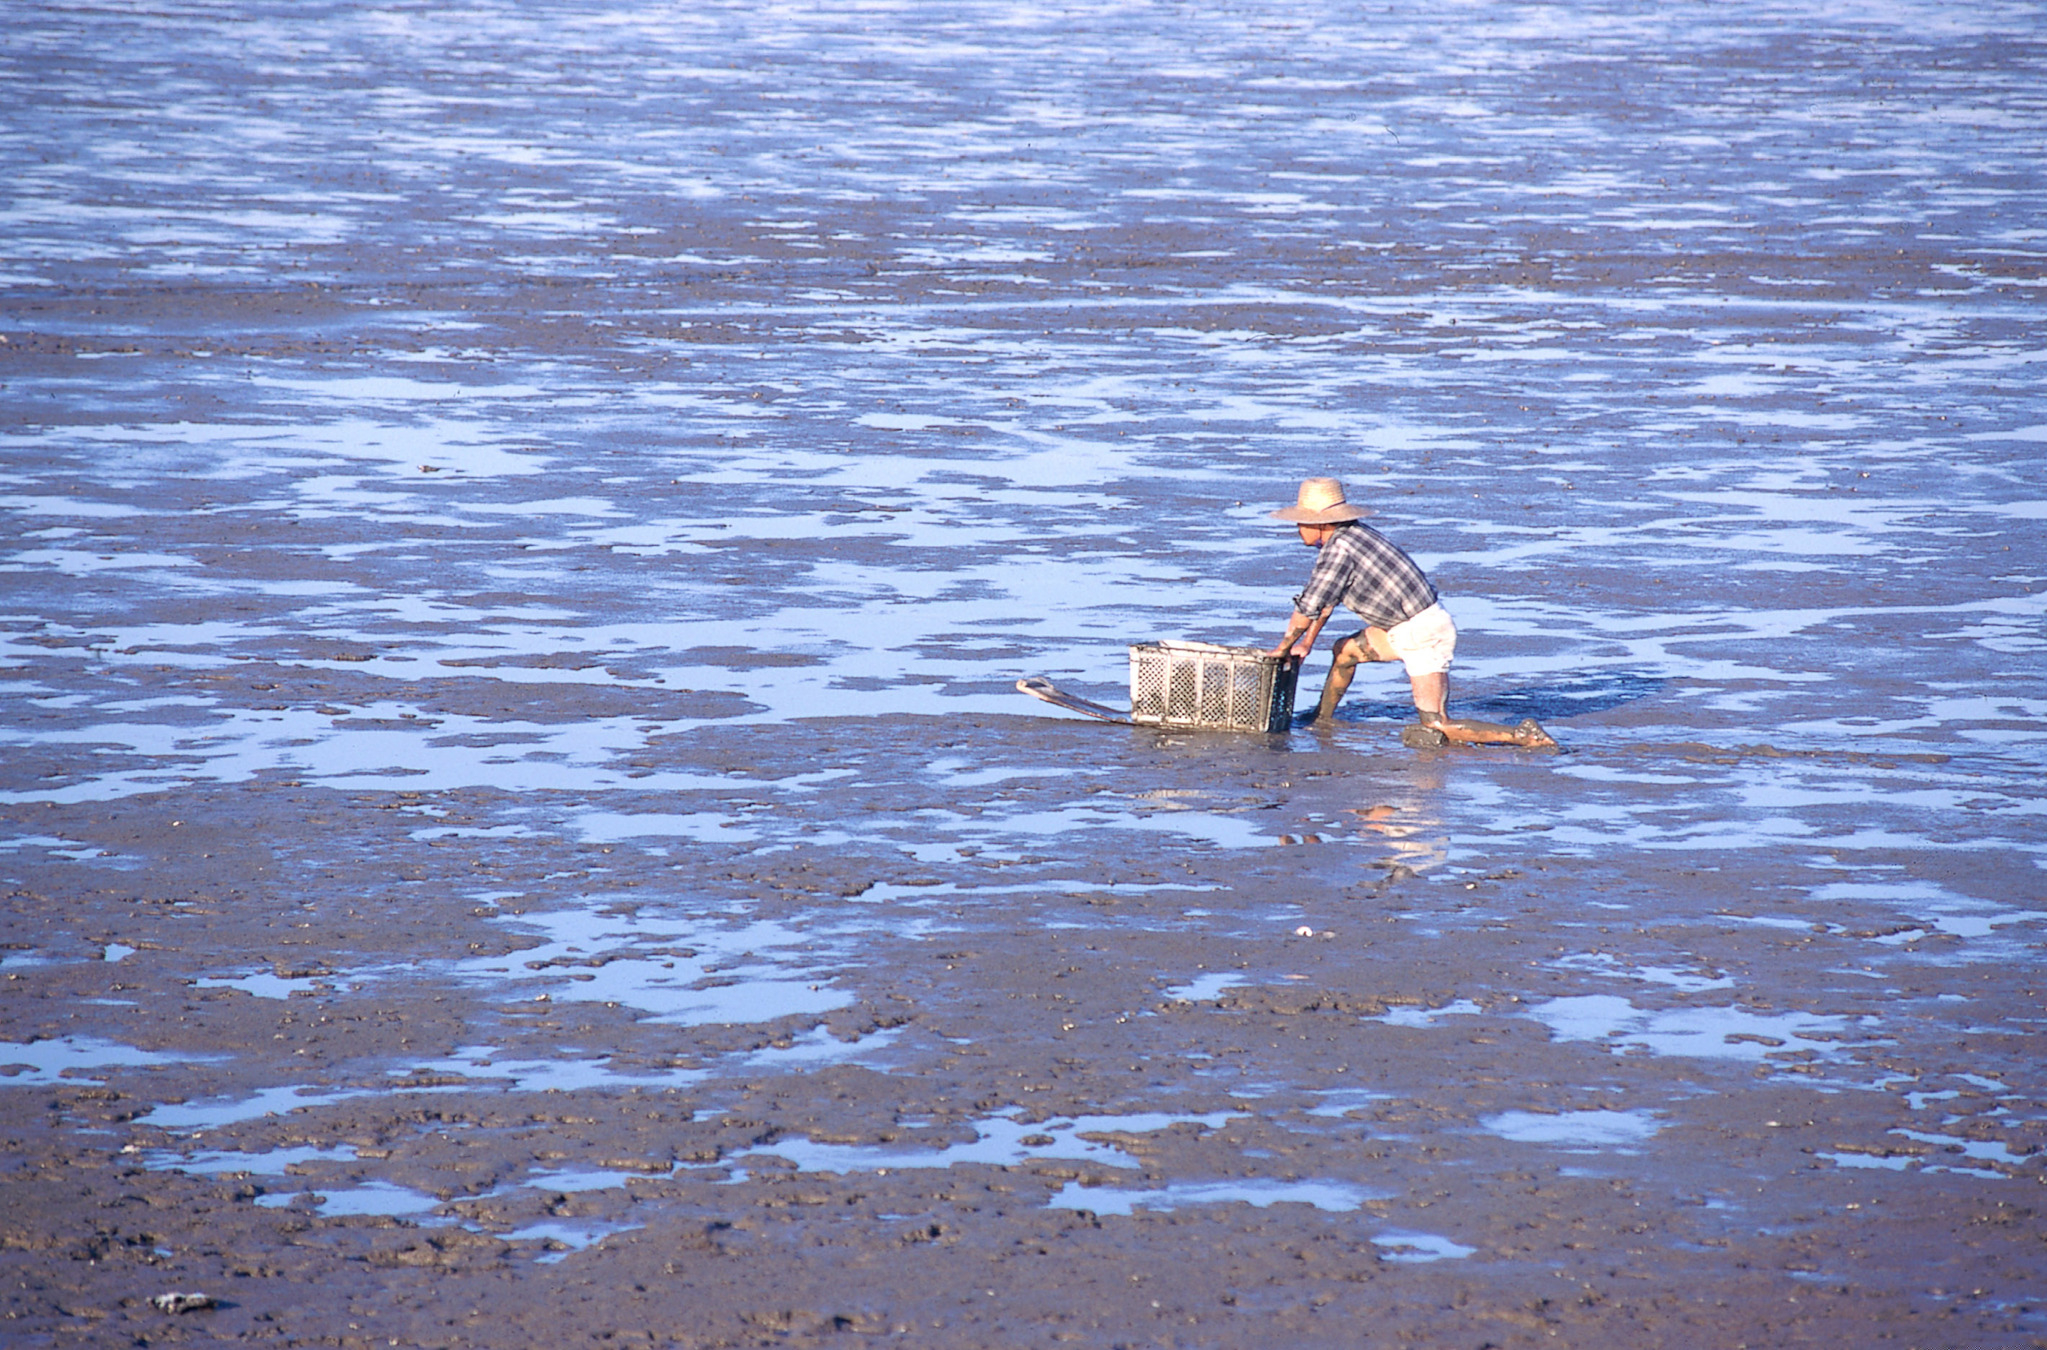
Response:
[0,833,117,864]
[1,700,765,805]
[1160,971,1248,1002]
[196,972,341,1000]
[850,878,1220,908]
[1304,1088,1396,1118]
[1888,1127,2032,1176]
[503,1219,645,1263]
[127,1019,904,1138]
[1520,994,1875,1062]
[1819,1132,2019,1181]
[734,1108,1243,1175]
[1369,1230,1477,1263]
[1809,880,2038,947]
[1482,1108,1663,1150]
[446,905,854,1025]
[397,1046,709,1094]
[255,1180,447,1218]
[141,1085,403,1131]
[740,1025,904,1069]
[516,1167,652,1195]
[1551,953,1735,993]
[956,804,1282,852]
[143,1144,358,1175]
[1817,1150,1911,1172]
[1047,1178,1373,1215]
[924,756,1079,787]
[0,1036,210,1085]
[571,811,761,845]
[1370,999,1486,1028]
[178,896,864,1034]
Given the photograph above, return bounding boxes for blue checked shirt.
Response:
[1293,524,1439,630]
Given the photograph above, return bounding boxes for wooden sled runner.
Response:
[1014,676,1130,724]
[1017,644,1298,732]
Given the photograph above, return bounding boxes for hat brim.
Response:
[1272,503,1369,523]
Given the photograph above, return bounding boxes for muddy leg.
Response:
[1310,625,1391,724]
[1432,716,1557,748]
[1409,672,1556,748]
[1304,636,1360,724]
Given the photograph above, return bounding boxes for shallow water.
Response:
[3,3,2044,818]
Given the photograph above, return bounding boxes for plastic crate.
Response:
[1128,641,1300,732]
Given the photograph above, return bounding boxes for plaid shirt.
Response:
[1293,523,1438,630]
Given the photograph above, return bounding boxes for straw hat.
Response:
[1271,477,1369,524]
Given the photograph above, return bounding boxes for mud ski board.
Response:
[1014,676,1129,724]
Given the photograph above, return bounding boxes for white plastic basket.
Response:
[1128,641,1300,732]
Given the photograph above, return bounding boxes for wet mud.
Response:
[4,2,2046,1347]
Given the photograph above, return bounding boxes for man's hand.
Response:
[1268,626,1311,660]
[1271,605,1334,662]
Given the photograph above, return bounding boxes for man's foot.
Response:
[1512,718,1558,749]
[1400,723,1449,749]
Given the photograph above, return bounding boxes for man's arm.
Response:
[1270,537,1350,659]
[1268,605,1334,660]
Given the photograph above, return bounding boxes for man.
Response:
[1267,477,1556,748]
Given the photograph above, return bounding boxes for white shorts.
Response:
[1381,602,1456,678]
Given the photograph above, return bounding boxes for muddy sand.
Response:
[3,2,2044,1346]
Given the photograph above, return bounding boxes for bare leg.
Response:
[1306,630,1389,723]
[1409,672,1556,748]
[1310,635,1360,722]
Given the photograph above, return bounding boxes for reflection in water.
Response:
[1347,798,1451,874]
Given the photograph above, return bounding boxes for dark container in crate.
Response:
[1128,641,1299,732]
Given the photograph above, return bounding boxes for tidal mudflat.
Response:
[3,1,2044,1345]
